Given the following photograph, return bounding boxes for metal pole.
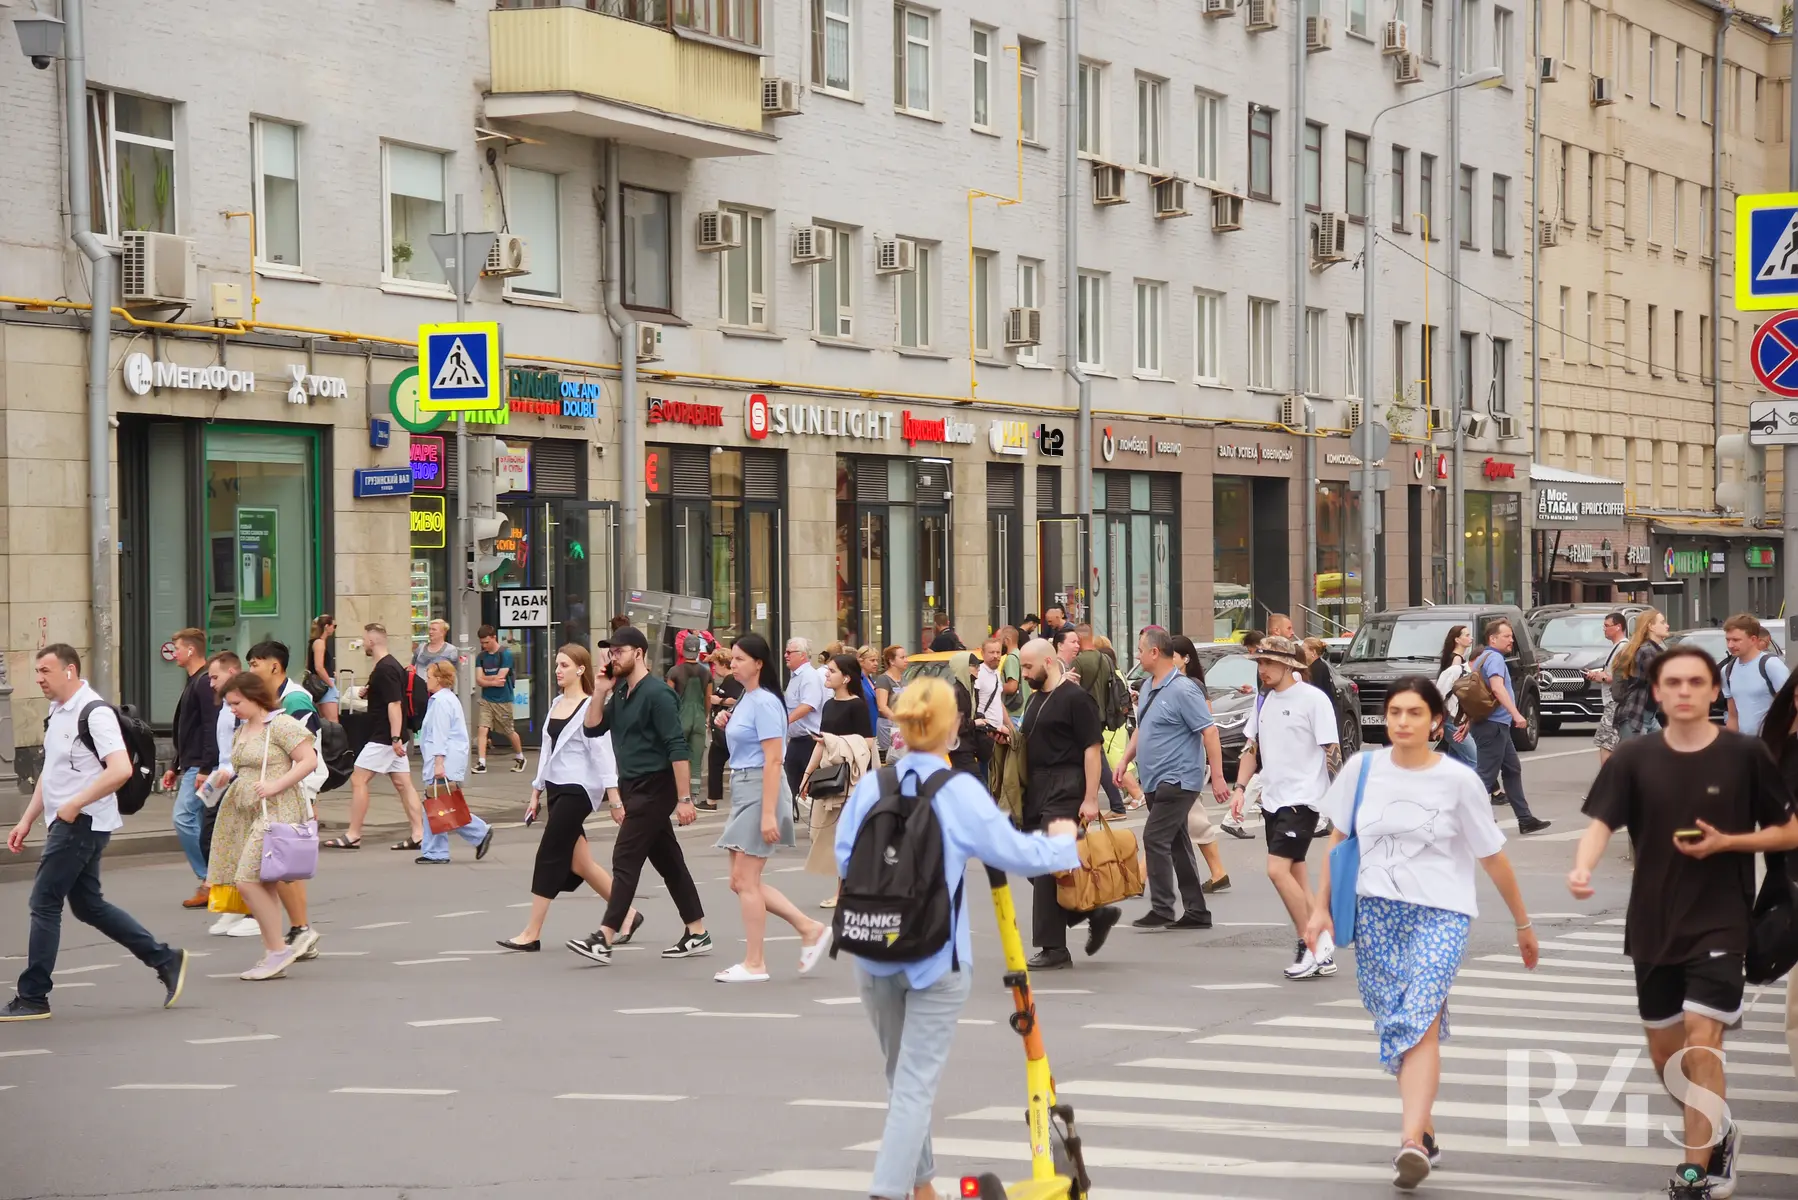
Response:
[1362,157,1378,620]
[1530,0,1544,476]
[453,195,472,722]
[1064,0,1091,622]
[602,142,641,596]
[1786,18,1798,665]
[1295,12,1316,635]
[1710,11,1729,504]
[1448,0,1465,603]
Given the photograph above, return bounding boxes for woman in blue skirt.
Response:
[1305,677,1539,1191]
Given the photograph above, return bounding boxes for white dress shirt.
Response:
[40,683,126,832]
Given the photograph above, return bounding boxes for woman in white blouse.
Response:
[1305,676,1539,1191]
[497,645,638,951]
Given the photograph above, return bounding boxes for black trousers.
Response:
[602,769,706,931]
[1024,765,1091,951]
[531,784,595,899]
[707,731,729,801]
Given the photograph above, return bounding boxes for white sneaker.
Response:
[209,913,246,936]
[1315,929,1339,977]
[240,946,299,981]
[227,917,263,937]
[1283,938,1319,979]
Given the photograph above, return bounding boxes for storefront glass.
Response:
[1315,482,1363,634]
[987,464,1023,633]
[836,457,950,651]
[203,428,320,664]
[645,443,782,646]
[143,424,195,724]
[1464,490,1523,604]
[1091,469,1177,664]
[1213,477,1254,639]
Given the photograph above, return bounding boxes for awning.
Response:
[1649,521,1783,541]
[1530,463,1626,531]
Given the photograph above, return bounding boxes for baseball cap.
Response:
[609,625,649,652]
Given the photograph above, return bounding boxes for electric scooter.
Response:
[958,865,1092,1200]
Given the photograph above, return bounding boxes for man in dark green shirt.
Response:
[568,626,708,965]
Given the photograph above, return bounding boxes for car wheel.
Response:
[1513,694,1540,753]
[1540,717,1561,734]
[1340,711,1362,758]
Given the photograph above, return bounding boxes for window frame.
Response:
[1647,34,1659,106]
[1133,279,1165,378]
[1305,307,1325,397]
[1419,152,1437,240]
[1303,121,1324,213]
[718,205,769,329]
[1346,313,1364,400]
[971,24,994,132]
[1457,163,1476,249]
[1136,74,1165,170]
[1078,60,1107,158]
[1345,133,1369,222]
[1248,105,1275,201]
[1016,259,1042,365]
[1419,0,1437,62]
[504,165,563,301]
[90,88,179,241]
[1493,6,1513,81]
[1248,297,1278,390]
[1463,0,1480,70]
[1391,145,1409,231]
[1019,42,1041,143]
[1193,289,1224,385]
[814,226,855,339]
[897,242,934,349]
[1194,89,1223,185]
[893,5,934,118]
[1348,0,1369,37]
[1490,173,1509,254]
[811,0,854,97]
[622,184,676,315]
[1077,270,1106,370]
[251,116,301,272]
[1587,149,1601,229]
[1675,45,1686,116]
[973,249,994,354]
[380,140,450,290]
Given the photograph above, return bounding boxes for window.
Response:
[1420,0,1436,60]
[1458,164,1475,247]
[1490,339,1510,410]
[814,227,854,338]
[1249,106,1276,200]
[1558,287,1570,358]
[720,207,767,328]
[1621,299,1633,370]
[1675,46,1685,116]
[1557,141,1569,215]
[89,90,177,238]
[1346,313,1363,400]
[1700,314,1710,381]
[1019,41,1040,142]
[1560,0,1573,60]
[1305,309,1325,395]
[1585,292,1596,364]
[812,0,852,94]
[1303,121,1323,211]
[251,118,300,268]
[383,142,447,285]
[1194,91,1223,183]
[1672,180,1683,250]
[1674,309,1685,377]
[1346,133,1368,220]
[1134,280,1164,376]
[1016,259,1041,364]
[1393,320,1410,403]
[1493,7,1513,79]
[623,186,672,311]
[1622,163,1634,237]
[1587,150,1600,228]
[898,243,933,347]
[1248,299,1278,389]
[894,6,932,115]
[1078,60,1106,155]
[1137,76,1165,168]
[1647,303,1659,374]
[973,250,993,353]
[674,0,761,45]
[1194,290,1223,384]
[506,167,561,299]
[1463,0,1480,68]
[1491,174,1509,253]
[1617,18,1631,93]
[1422,324,1438,405]
[1391,146,1408,229]
[1700,186,1712,256]
[1700,55,1711,123]
[1420,153,1436,237]
[1459,331,1476,408]
[971,25,993,130]
[1587,2,1598,72]
[1348,0,1368,36]
[1077,271,1105,369]
[1646,169,1658,241]
[1648,34,1659,105]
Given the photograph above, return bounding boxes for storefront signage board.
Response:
[647,397,726,427]
[1216,442,1295,462]
[508,368,602,418]
[1482,458,1517,480]
[236,507,279,618]
[901,410,976,447]
[123,353,256,396]
[408,436,445,490]
[496,442,531,495]
[1748,544,1777,568]
[353,467,415,498]
[743,392,894,442]
[1665,547,1711,577]
[1533,481,1626,530]
[388,367,446,434]
[1035,424,1067,457]
[410,495,447,549]
[990,420,1029,456]
[418,321,502,412]
[498,588,550,629]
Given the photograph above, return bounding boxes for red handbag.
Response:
[425,783,472,835]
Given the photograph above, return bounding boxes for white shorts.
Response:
[354,742,411,775]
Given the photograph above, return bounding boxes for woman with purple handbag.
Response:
[206,672,319,981]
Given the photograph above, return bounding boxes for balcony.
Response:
[487,1,772,158]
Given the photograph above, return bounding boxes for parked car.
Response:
[1524,603,1652,731]
[1665,626,1786,725]
[1338,605,1544,751]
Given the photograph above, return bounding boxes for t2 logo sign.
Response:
[1034,424,1066,458]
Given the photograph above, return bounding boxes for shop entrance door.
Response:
[550,500,620,650]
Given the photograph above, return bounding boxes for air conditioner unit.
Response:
[636,322,664,363]
[790,224,834,265]
[1539,56,1559,83]
[696,210,743,252]
[1461,411,1491,439]
[1151,176,1189,219]
[1004,306,1043,348]
[875,236,917,274]
[210,282,247,323]
[483,234,531,278]
[762,77,803,117]
[1395,51,1423,84]
[1092,162,1127,206]
[1306,15,1332,51]
[1540,220,1559,247]
[1382,20,1409,54]
[1202,0,1238,16]
[1346,400,1365,429]
[1279,395,1305,427]
[120,231,197,305]
[1425,406,1444,431]
[1246,0,1277,33]
[1591,76,1616,106]
[1494,414,1521,440]
[1211,190,1244,232]
[1314,212,1349,263]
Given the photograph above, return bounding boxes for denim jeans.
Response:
[17,815,178,1004]
[419,812,491,861]
[1440,729,1479,771]
[856,965,974,1200]
[1471,721,1536,822]
[171,767,207,880]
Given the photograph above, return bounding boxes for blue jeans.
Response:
[1471,720,1536,823]
[171,767,207,880]
[17,816,178,1005]
[856,965,974,1200]
[1440,729,1478,770]
[419,805,491,861]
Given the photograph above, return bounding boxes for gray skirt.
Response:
[716,765,797,858]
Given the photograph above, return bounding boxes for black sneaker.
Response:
[1219,820,1253,840]
[1027,948,1073,970]
[1668,1163,1712,1199]
[472,759,487,774]
[1131,912,1174,929]
[1421,1131,1442,1167]
[662,930,714,959]
[0,997,51,1021]
[1517,817,1554,835]
[1706,1121,1739,1199]
[1202,874,1232,893]
[157,948,189,1009]
[1170,913,1213,930]
[1085,906,1122,956]
[566,932,613,965]
[510,756,527,773]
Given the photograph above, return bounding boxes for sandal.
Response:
[390,838,422,851]
[322,836,361,850]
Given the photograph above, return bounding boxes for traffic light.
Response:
[1716,434,1767,525]
[472,512,509,589]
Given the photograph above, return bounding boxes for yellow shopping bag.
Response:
[208,884,248,915]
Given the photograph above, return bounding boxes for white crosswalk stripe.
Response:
[734,915,1798,1198]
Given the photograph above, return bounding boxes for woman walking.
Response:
[712,632,832,983]
[835,677,1082,1200]
[1434,624,1478,769]
[1303,677,1538,1190]
[498,645,638,951]
[873,646,906,762]
[308,614,339,723]
[417,660,493,864]
[207,672,321,981]
[1611,608,1670,743]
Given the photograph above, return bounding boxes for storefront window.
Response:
[203,429,319,663]
[1316,482,1363,633]
[836,457,950,651]
[1464,490,1522,604]
[647,442,783,645]
[1091,468,1177,665]
[1213,477,1254,640]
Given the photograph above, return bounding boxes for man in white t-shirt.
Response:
[3,645,188,1021]
[1231,636,1342,980]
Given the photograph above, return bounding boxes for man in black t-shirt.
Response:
[325,623,423,850]
[1571,644,1798,1200]
[1017,638,1118,970]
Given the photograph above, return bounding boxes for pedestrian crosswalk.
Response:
[735,914,1796,1199]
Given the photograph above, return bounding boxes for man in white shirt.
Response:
[974,638,1010,730]
[783,638,825,799]
[3,645,187,1020]
[1230,636,1342,980]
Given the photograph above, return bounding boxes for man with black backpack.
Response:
[324,623,424,851]
[3,645,187,1021]
[1723,614,1789,738]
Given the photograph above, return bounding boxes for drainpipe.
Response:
[1530,0,1543,471]
[1710,9,1731,504]
[601,140,641,595]
[1448,0,1465,603]
[1064,0,1091,620]
[1294,11,1315,634]
[62,0,115,694]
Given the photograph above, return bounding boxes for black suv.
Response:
[1338,605,1544,752]
[1525,604,1652,730]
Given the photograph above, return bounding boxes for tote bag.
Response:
[255,724,320,883]
[1328,752,1375,947]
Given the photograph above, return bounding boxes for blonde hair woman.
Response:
[1611,608,1670,742]
[832,677,1083,1200]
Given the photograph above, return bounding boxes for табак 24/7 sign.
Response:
[498,588,549,629]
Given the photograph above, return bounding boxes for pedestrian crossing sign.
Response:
[1735,193,1798,311]
[418,322,503,411]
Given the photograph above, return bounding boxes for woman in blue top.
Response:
[834,676,1082,1200]
[713,632,832,984]
[417,660,493,864]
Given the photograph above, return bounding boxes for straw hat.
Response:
[1247,635,1306,671]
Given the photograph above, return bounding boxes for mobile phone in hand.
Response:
[1674,828,1704,843]
[524,808,538,827]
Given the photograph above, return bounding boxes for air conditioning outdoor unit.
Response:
[1346,400,1365,429]
[1279,395,1305,427]
[483,234,531,278]
[1152,176,1189,218]
[1494,414,1521,440]
[1591,76,1616,106]
[1395,51,1423,84]
[121,231,197,305]
[1540,220,1559,248]
[762,77,803,117]
[696,210,743,252]
[1092,162,1127,205]
[875,236,917,274]
[790,224,834,264]
[1306,15,1332,51]
[1202,0,1238,16]
[1314,212,1349,262]
[637,322,664,363]
[1382,20,1409,54]
[1425,406,1444,431]
[1540,56,1560,83]
[1461,411,1491,439]
[1211,190,1244,231]
[1246,0,1277,33]
[1004,306,1043,348]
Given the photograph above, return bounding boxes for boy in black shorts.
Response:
[1571,644,1798,1200]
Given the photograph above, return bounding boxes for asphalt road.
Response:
[2,731,1793,1200]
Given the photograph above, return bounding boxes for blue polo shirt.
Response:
[1477,649,1515,726]
[1134,670,1216,792]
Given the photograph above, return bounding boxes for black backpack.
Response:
[1102,667,1133,732]
[316,719,355,793]
[403,666,430,735]
[48,701,156,815]
[1747,852,1798,986]
[831,766,963,966]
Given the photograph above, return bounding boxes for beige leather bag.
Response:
[1056,815,1146,911]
